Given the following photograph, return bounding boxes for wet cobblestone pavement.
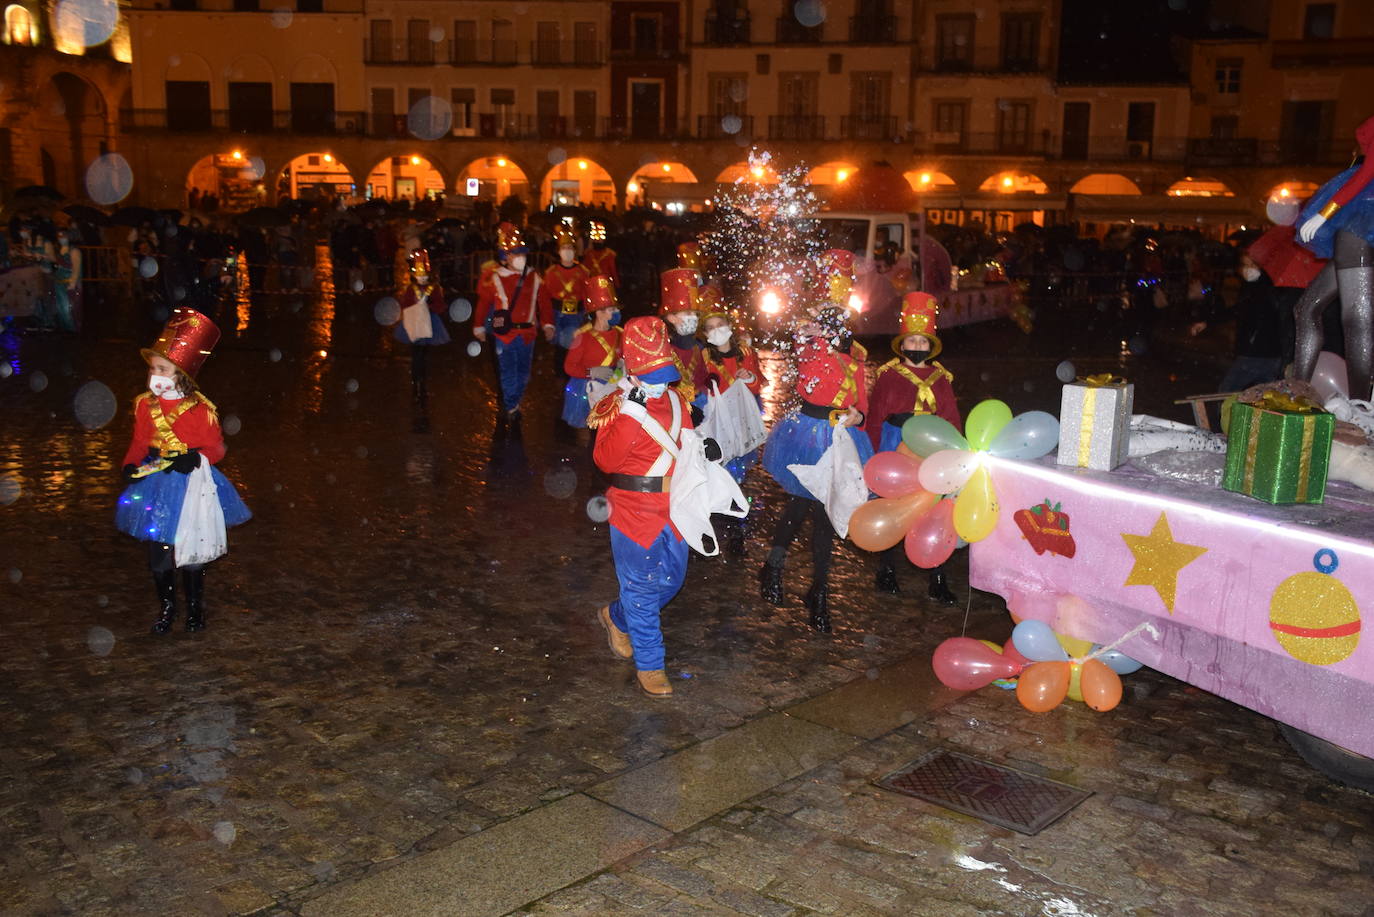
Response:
[2,292,1372,916]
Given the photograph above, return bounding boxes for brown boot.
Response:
[636,669,673,697]
[597,605,633,660]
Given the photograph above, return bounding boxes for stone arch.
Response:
[35,71,109,197]
[806,160,861,188]
[626,160,698,206]
[165,51,212,82]
[979,171,1049,194]
[364,152,445,200]
[186,150,269,211]
[1069,173,1142,195]
[539,156,615,208]
[456,154,530,204]
[277,151,356,202]
[904,168,957,193]
[715,160,777,184]
[225,53,275,83]
[289,54,337,84]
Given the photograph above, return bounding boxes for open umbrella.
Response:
[111,205,159,227]
[13,185,64,202]
[239,206,289,228]
[63,204,111,226]
[1249,225,1326,289]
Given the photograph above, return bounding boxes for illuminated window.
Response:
[4,4,32,45]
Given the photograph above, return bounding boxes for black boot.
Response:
[927,569,957,607]
[805,582,832,634]
[151,569,177,635]
[183,567,206,632]
[726,526,747,559]
[875,562,900,595]
[758,561,784,606]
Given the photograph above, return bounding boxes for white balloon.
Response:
[1311,351,1349,402]
[917,448,978,495]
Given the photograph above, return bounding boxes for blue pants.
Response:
[496,334,535,411]
[609,523,688,672]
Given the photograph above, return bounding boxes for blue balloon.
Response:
[1094,647,1144,675]
[988,411,1060,460]
[1011,619,1070,662]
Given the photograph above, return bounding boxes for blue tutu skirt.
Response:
[393,314,451,346]
[763,411,875,499]
[1299,164,1374,259]
[724,449,758,484]
[878,420,904,454]
[562,377,591,427]
[115,465,252,543]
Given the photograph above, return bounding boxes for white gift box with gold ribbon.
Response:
[1057,376,1134,470]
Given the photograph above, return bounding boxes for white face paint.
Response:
[671,312,699,335]
[148,374,183,398]
[706,326,732,348]
[508,254,527,273]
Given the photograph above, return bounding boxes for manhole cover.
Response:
[876,749,1092,835]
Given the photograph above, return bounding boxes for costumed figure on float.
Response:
[473,222,553,420]
[562,275,623,429]
[1295,113,1374,431]
[866,291,961,605]
[581,221,620,288]
[760,275,873,632]
[541,223,591,376]
[115,308,252,634]
[392,248,449,404]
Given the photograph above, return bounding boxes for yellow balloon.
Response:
[953,465,999,542]
[1067,661,1084,703]
[1057,633,1094,659]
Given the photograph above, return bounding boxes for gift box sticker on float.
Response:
[1056,375,1133,471]
[1222,394,1333,504]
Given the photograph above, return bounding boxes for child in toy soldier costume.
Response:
[562,275,623,428]
[660,267,709,404]
[590,316,701,696]
[700,285,763,557]
[473,222,554,419]
[541,224,590,377]
[760,302,872,633]
[116,308,251,634]
[392,248,450,404]
[866,292,961,604]
[581,220,620,288]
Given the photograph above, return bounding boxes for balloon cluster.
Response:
[849,400,1060,566]
[931,618,1148,714]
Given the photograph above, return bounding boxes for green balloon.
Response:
[965,399,1012,451]
[901,414,969,457]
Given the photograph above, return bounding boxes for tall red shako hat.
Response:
[658,267,699,316]
[621,316,676,376]
[677,241,701,270]
[818,248,855,305]
[894,291,942,360]
[142,307,221,378]
[584,274,617,312]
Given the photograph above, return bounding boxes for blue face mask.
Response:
[608,309,622,327]
[638,381,668,399]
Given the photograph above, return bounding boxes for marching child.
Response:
[542,224,590,375]
[115,308,251,634]
[562,275,622,429]
[392,248,449,404]
[700,286,763,556]
[865,292,961,604]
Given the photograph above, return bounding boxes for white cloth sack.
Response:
[174,461,227,566]
[788,423,868,539]
[401,298,433,341]
[699,380,767,464]
[670,428,749,556]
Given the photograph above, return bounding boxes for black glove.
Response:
[690,403,705,426]
[121,463,139,484]
[703,437,722,463]
[167,449,201,474]
[627,386,648,406]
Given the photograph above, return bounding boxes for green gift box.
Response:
[1222,398,1333,504]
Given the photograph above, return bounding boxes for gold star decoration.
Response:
[1121,512,1208,614]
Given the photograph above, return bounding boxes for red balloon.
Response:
[932,637,1020,690]
[999,639,1032,675]
[905,498,956,568]
[864,451,924,498]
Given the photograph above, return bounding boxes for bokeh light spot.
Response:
[73,380,117,430]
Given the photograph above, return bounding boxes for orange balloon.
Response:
[1015,661,1071,713]
[896,441,918,458]
[1079,658,1123,712]
[848,489,939,552]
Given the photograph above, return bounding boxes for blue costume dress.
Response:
[1299,163,1374,260]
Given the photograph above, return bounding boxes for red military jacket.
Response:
[592,388,692,548]
[702,343,762,396]
[865,359,960,449]
[564,325,622,378]
[399,281,446,314]
[538,262,589,318]
[122,392,227,467]
[581,247,620,287]
[474,266,550,342]
[668,337,708,397]
[795,336,869,416]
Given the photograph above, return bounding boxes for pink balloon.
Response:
[917,448,978,495]
[904,498,957,568]
[864,451,924,498]
[932,637,1020,690]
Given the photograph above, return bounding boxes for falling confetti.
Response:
[73,380,117,430]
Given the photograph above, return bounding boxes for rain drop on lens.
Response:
[0,476,20,505]
[543,464,578,500]
[139,257,159,279]
[29,371,48,393]
[546,147,567,166]
[407,96,452,142]
[344,379,359,393]
[270,6,291,27]
[213,821,237,845]
[73,380,117,430]
[466,341,482,357]
[449,298,472,322]
[269,349,282,362]
[84,152,133,205]
[87,626,115,657]
[1055,360,1076,383]
[585,495,610,523]
[222,414,242,436]
[374,297,400,325]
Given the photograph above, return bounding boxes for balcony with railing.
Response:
[697,113,753,139]
[364,38,438,66]
[841,115,899,141]
[775,17,823,43]
[123,109,369,135]
[911,130,1051,156]
[601,116,692,140]
[1189,136,1357,167]
[449,39,519,65]
[529,40,604,66]
[768,114,825,140]
[849,15,897,43]
[703,9,751,45]
[1272,37,1374,68]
